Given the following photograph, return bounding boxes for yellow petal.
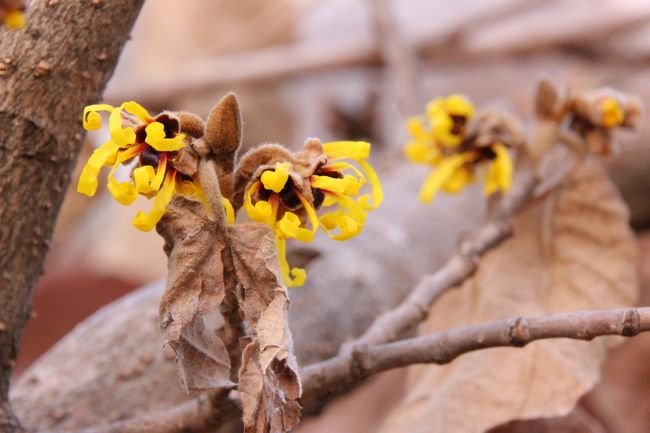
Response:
[406,117,428,140]
[83,104,114,130]
[276,212,315,242]
[323,141,370,161]
[601,97,624,129]
[445,94,475,118]
[243,183,277,226]
[405,141,439,165]
[442,166,475,193]
[122,101,152,122]
[426,97,446,119]
[144,122,186,152]
[358,160,382,210]
[132,170,177,231]
[275,237,306,287]
[311,175,352,195]
[484,144,513,196]
[106,146,144,205]
[109,106,136,146]
[419,153,474,203]
[221,197,235,224]
[133,165,156,194]
[5,10,25,29]
[77,140,119,196]
[260,162,290,193]
[330,215,362,241]
[432,114,462,147]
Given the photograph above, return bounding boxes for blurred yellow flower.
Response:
[406,94,514,203]
[600,97,625,129]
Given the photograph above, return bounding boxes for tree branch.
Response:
[0,1,144,432]
[342,163,537,351]
[301,307,650,400]
[60,307,650,433]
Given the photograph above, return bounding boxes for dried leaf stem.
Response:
[62,307,650,433]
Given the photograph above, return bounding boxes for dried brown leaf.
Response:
[157,195,301,432]
[230,224,302,433]
[380,160,638,433]
[157,198,234,391]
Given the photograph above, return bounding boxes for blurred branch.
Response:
[106,1,650,107]
[62,306,650,433]
[365,0,418,117]
[342,162,537,350]
[0,1,144,432]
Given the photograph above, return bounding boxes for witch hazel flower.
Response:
[233,138,382,287]
[78,101,234,231]
[405,94,523,203]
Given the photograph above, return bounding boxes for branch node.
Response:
[508,317,531,347]
[621,308,641,337]
[350,344,371,380]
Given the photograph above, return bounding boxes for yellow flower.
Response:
[78,101,234,231]
[405,94,476,168]
[418,144,513,204]
[600,97,625,129]
[242,140,382,287]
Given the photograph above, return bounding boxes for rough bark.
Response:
[0,1,144,431]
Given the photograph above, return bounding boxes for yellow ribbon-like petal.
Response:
[426,97,446,119]
[77,140,120,196]
[432,114,462,147]
[404,141,439,165]
[419,153,474,203]
[243,183,277,226]
[5,10,25,29]
[221,197,236,224]
[260,162,290,193]
[442,166,475,193]
[122,101,152,122]
[483,144,513,196]
[144,122,186,152]
[275,237,306,287]
[445,94,475,118]
[323,141,370,161]
[358,160,382,209]
[276,212,315,242]
[406,117,428,141]
[132,170,177,231]
[106,145,144,205]
[83,104,115,130]
[109,106,136,146]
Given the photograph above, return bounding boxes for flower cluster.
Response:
[240,140,382,287]
[0,0,25,29]
[78,102,234,232]
[405,94,514,203]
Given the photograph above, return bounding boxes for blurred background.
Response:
[18,0,650,432]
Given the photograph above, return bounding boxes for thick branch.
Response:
[66,307,650,433]
[343,164,537,350]
[0,1,144,432]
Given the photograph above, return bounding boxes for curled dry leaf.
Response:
[379,159,638,433]
[157,196,302,432]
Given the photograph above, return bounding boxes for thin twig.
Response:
[341,163,537,351]
[60,307,650,433]
[301,307,650,400]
